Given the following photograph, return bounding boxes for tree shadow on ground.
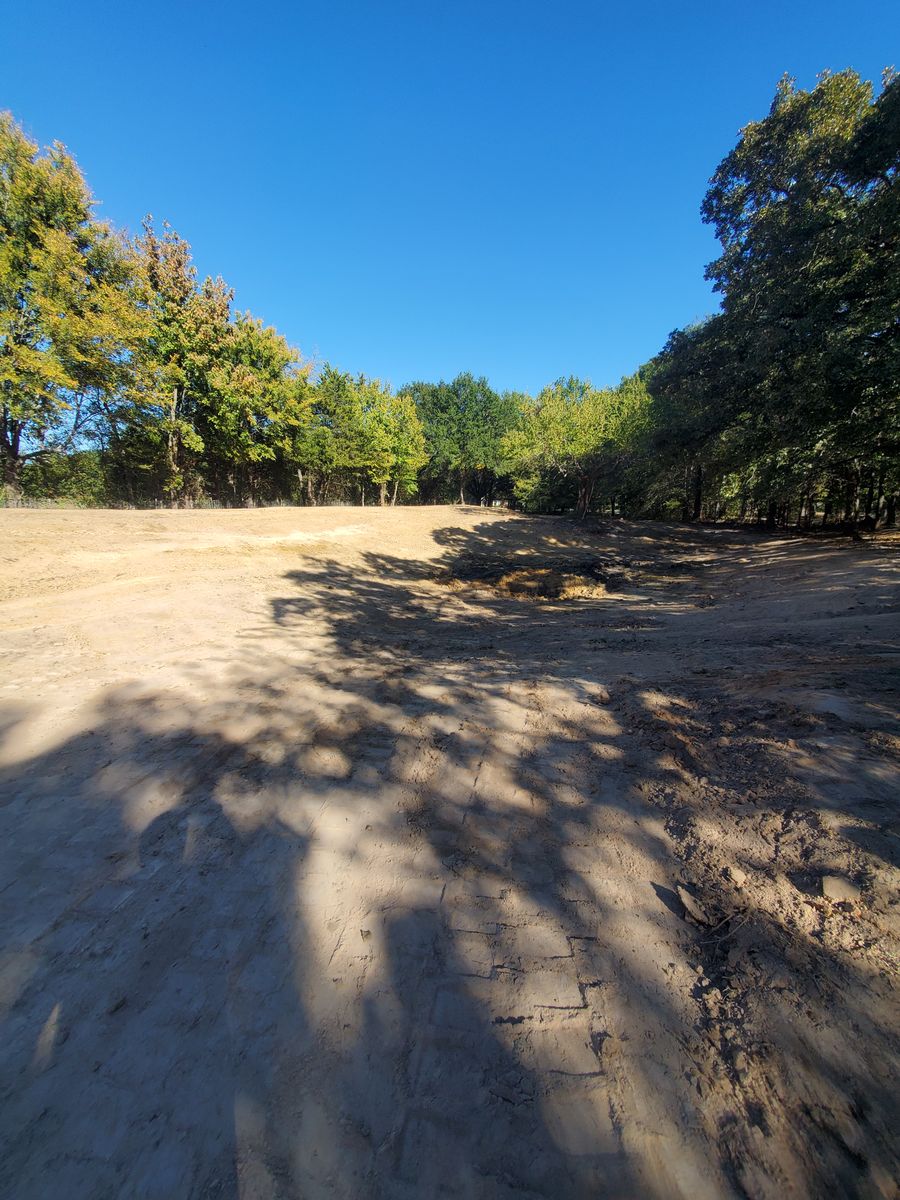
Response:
[1,515,897,1198]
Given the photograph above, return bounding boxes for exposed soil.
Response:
[438,560,613,599]
[1,505,898,1199]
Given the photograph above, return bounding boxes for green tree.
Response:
[644,318,741,520]
[294,366,366,503]
[642,69,899,529]
[202,314,311,504]
[0,113,147,494]
[503,376,650,517]
[138,219,233,503]
[402,373,516,503]
[362,383,428,504]
[700,68,899,525]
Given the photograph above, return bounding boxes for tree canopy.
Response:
[4,71,898,527]
[638,68,899,529]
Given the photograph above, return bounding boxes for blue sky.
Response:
[2,1,895,393]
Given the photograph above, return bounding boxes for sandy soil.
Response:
[1,505,898,1199]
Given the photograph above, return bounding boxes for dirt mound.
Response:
[437,556,627,599]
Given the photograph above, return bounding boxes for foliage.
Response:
[503,375,651,516]
[400,373,517,503]
[288,370,428,505]
[202,314,310,504]
[6,70,897,526]
[0,113,147,494]
[18,449,110,506]
[642,68,899,528]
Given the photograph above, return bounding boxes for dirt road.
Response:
[1,506,898,1198]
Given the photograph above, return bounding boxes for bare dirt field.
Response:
[1,505,898,1199]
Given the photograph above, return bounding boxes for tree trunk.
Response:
[690,462,703,522]
[167,390,178,496]
[1,410,23,496]
[2,449,21,494]
[681,463,691,522]
[379,482,387,506]
[863,470,876,523]
[165,386,183,507]
[391,479,399,506]
[576,476,595,520]
[872,468,886,529]
[886,494,897,527]
[850,483,862,539]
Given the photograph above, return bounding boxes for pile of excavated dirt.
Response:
[0,505,898,1199]
[440,563,608,599]
[435,552,632,598]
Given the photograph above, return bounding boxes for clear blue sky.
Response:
[2,1,895,393]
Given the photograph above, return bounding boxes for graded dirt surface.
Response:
[1,505,898,1199]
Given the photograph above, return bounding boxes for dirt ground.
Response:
[1,505,898,1199]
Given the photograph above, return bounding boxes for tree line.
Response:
[2,67,897,526]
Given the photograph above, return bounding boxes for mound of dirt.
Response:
[497,567,605,599]
[437,556,626,599]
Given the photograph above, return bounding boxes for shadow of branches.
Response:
[1,515,897,1198]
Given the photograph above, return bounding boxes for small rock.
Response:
[726,866,747,888]
[726,945,744,969]
[733,1050,750,1082]
[677,885,712,925]
[821,875,861,904]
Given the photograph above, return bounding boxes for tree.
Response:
[503,376,651,517]
[290,371,428,506]
[202,314,310,504]
[700,69,899,524]
[401,373,516,503]
[644,318,743,520]
[641,69,899,528]
[362,384,428,504]
[0,113,147,494]
[138,219,235,503]
[8,72,894,522]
